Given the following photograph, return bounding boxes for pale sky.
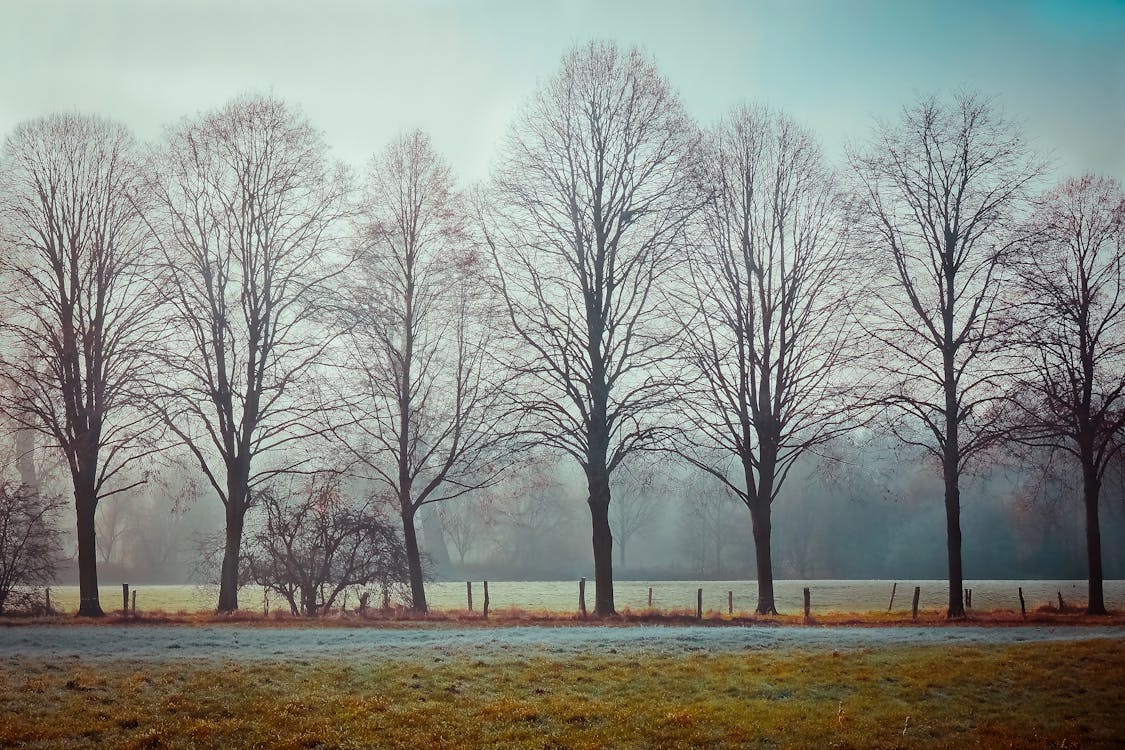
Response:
[1,0,1122,184]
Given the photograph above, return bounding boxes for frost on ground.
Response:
[2,624,1122,663]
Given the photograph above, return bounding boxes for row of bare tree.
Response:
[0,41,1120,619]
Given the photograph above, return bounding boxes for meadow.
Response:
[40,579,1123,617]
[1,638,1122,749]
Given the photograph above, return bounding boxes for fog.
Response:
[23,435,1122,587]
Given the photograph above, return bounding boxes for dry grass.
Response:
[3,604,1124,629]
[1,638,1122,748]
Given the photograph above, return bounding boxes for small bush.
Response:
[0,482,63,614]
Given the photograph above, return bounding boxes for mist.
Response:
[29,437,1123,587]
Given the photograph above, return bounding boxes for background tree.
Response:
[95,495,130,565]
[480,41,699,615]
[243,474,410,616]
[438,494,491,567]
[486,457,574,572]
[0,114,159,616]
[0,483,63,614]
[15,427,38,492]
[337,130,509,612]
[678,106,857,614]
[678,475,739,578]
[849,93,1042,617]
[148,95,350,612]
[610,461,664,568]
[1005,174,1125,614]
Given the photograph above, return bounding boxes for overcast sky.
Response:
[1,0,1122,184]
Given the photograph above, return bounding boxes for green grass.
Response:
[2,639,1122,749]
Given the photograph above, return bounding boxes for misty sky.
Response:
[1,0,1123,184]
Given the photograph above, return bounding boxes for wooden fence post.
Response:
[1018,587,1026,618]
[1057,591,1064,610]
[728,590,733,615]
[887,582,897,612]
[803,587,811,620]
[579,578,587,619]
[648,586,653,608]
[911,586,921,621]
[466,581,473,612]
[131,590,137,617]
[696,588,703,619]
[122,583,129,614]
[45,587,51,613]
[483,581,490,620]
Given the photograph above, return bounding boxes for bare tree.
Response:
[0,483,64,614]
[677,106,858,614]
[94,495,129,565]
[486,458,573,571]
[1005,174,1125,614]
[336,131,510,612]
[849,93,1042,617]
[0,114,159,616]
[479,41,699,615]
[679,475,739,578]
[438,494,490,566]
[243,474,410,616]
[610,461,664,568]
[148,95,351,612]
[418,504,452,572]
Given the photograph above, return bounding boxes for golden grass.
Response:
[1,639,1122,748]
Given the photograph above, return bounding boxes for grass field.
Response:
[1,638,1121,749]
[39,579,1124,616]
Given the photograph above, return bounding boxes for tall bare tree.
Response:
[1006,174,1125,615]
[479,42,699,615]
[849,93,1042,617]
[0,114,158,616]
[337,131,509,612]
[148,95,350,612]
[678,106,858,614]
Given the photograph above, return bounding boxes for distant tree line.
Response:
[0,41,1120,618]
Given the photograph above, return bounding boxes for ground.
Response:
[1,622,1122,748]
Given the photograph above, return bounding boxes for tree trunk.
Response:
[1082,460,1106,615]
[74,485,103,617]
[750,501,777,615]
[217,503,244,613]
[587,470,615,616]
[941,311,966,618]
[942,459,965,618]
[402,506,427,612]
